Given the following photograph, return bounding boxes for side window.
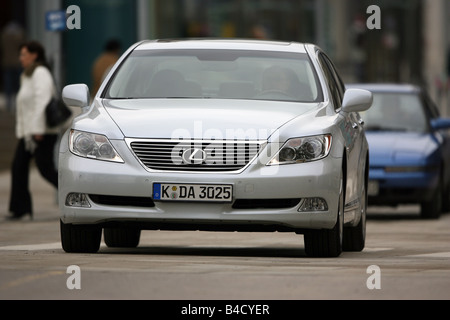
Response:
[323,54,345,98]
[318,52,342,111]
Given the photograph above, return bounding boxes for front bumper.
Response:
[368,167,440,205]
[59,138,342,231]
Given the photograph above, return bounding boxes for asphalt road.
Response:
[0,168,449,302]
[1,105,449,305]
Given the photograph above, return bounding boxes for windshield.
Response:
[104,49,323,103]
[361,92,428,133]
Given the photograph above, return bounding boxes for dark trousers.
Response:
[9,135,59,217]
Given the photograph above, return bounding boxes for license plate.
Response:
[153,183,233,202]
[368,180,379,196]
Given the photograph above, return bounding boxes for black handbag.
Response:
[45,97,72,128]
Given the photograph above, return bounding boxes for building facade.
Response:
[0,0,449,112]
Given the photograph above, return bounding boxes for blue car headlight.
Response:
[267,134,332,165]
[69,129,124,163]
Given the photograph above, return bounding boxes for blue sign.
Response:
[46,10,66,31]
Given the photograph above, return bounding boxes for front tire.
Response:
[442,180,450,213]
[420,179,442,219]
[304,174,344,257]
[60,220,101,253]
[343,181,366,251]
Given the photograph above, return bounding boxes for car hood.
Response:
[103,99,321,140]
[366,131,438,166]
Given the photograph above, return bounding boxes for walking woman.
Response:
[8,41,60,220]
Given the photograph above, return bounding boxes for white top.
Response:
[15,65,60,139]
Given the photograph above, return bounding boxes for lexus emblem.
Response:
[182,148,207,165]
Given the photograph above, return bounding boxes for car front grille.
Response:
[128,139,265,172]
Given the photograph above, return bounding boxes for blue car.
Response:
[348,84,450,219]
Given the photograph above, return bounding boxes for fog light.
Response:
[298,197,328,212]
[66,193,91,208]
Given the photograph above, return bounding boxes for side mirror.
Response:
[431,118,450,131]
[62,84,90,108]
[341,88,373,113]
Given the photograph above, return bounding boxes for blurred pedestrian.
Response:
[91,39,121,96]
[7,41,60,220]
[1,21,25,112]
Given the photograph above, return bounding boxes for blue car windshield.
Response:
[361,92,428,133]
[104,49,323,103]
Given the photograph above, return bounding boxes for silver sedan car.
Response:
[59,39,372,257]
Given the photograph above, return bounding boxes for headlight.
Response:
[267,134,332,165]
[69,130,124,163]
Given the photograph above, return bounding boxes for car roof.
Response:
[346,83,421,94]
[134,38,310,54]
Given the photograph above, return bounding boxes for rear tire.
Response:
[304,174,343,257]
[104,228,141,248]
[60,220,101,253]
